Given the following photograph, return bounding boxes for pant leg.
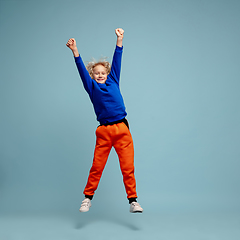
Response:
[113,122,138,199]
[83,126,112,196]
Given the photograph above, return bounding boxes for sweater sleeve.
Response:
[109,45,123,85]
[75,55,93,97]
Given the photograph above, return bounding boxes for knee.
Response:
[121,165,135,176]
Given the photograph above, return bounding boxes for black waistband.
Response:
[100,118,129,129]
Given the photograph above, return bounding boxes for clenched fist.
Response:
[115,28,124,39]
[66,38,77,51]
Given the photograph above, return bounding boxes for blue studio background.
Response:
[1,0,240,239]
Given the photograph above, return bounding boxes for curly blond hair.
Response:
[86,58,111,79]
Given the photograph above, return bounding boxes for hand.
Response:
[115,28,124,39]
[66,38,79,57]
[66,38,77,51]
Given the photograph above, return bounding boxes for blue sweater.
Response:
[75,45,127,124]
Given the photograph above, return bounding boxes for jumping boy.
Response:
[66,28,143,213]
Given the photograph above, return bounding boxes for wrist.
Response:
[72,48,79,57]
[117,38,123,47]
[72,46,78,52]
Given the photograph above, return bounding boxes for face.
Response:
[92,64,108,84]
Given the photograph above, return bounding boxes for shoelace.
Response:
[132,202,139,206]
[81,200,90,207]
[131,202,141,209]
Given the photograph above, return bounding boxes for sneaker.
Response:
[79,198,91,212]
[130,202,143,213]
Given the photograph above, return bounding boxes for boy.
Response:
[66,28,143,213]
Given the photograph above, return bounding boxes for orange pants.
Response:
[83,121,138,199]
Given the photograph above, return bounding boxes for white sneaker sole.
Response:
[79,208,90,213]
[130,210,143,213]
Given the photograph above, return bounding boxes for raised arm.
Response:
[115,28,124,47]
[66,38,93,96]
[109,28,124,84]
